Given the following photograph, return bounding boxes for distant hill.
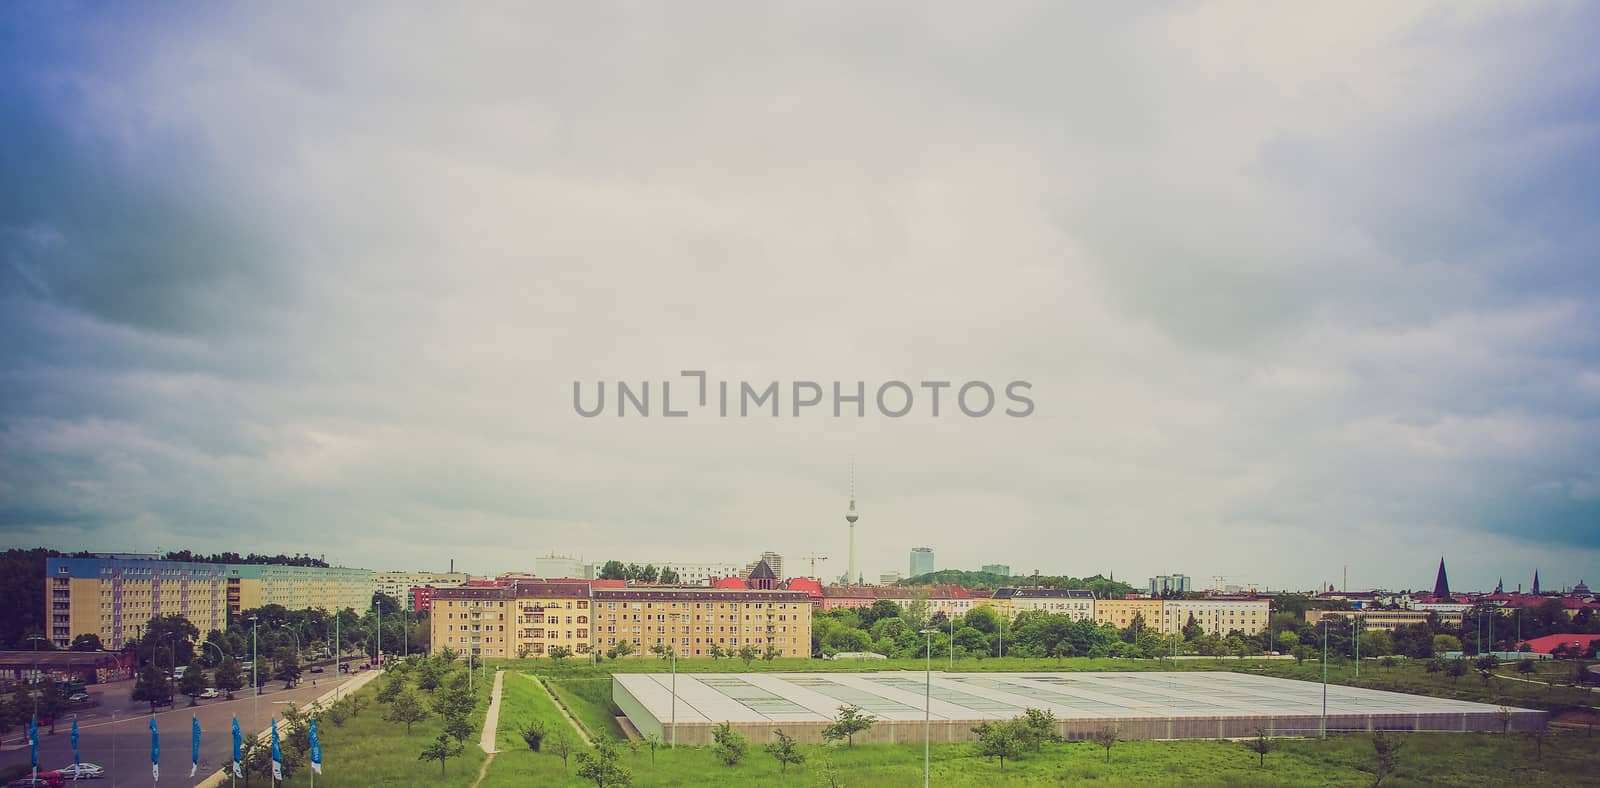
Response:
[897,569,1137,598]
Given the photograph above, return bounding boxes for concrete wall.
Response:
[646,709,1547,747]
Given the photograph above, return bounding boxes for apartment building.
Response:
[1160,598,1270,635]
[374,571,470,607]
[44,556,374,650]
[992,588,1096,620]
[428,582,812,661]
[658,562,745,586]
[1094,598,1165,630]
[1305,608,1461,631]
[594,588,811,658]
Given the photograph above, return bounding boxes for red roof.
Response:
[712,576,748,589]
[784,577,823,597]
[1519,634,1600,655]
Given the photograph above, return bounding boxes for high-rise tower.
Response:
[846,462,859,585]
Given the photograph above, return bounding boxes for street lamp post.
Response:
[277,624,301,688]
[669,612,680,748]
[247,615,259,732]
[1320,620,1328,739]
[26,636,47,720]
[920,628,935,788]
[949,613,954,671]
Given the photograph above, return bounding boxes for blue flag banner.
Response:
[71,716,79,771]
[191,716,201,777]
[28,719,37,771]
[270,717,283,782]
[150,717,161,782]
[232,716,243,778]
[309,718,323,774]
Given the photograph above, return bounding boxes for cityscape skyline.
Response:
[2,4,1597,594]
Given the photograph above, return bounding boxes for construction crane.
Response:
[802,554,829,580]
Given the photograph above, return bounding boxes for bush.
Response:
[712,722,748,766]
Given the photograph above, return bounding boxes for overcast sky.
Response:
[2,3,1597,592]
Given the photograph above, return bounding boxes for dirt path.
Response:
[469,669,506,788]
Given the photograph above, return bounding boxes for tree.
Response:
[1360,630,1394,658]
[1091,724,1120,763]
[821,705,875,747]
[444,712,475,746]
[1516,659,1536,675]
[972,720,1022,771]
[765,729,805,773]
[1018,708,1060,751]
[763,645,782,664]
[273,646,302,688]
[643,733,662,767]
[376,672,406,704]
[708,644,726,660]
[1496,707,1514,735]
[711,721,748,766]
[1433,634,1462,655]
[132,663,171,711]
[598,560,627,580]
[522,720,548,751]
[1370,730,1403,786]
[549,645,574,668]
[1182,615,1204,642]
[551,729,575,772]
[326,697,350,727]
[214,657,244,699]
[419,732,464,776]
[1276,631,1300,655]
[1245,727,1275,768]
[576,739,632,787]
[179,658,208,705]
[385,689,428,735]
[738,645,758,669]
[606,640,635,660]
[659,567,681,584]
[1475,654,1500,687]
[414,658,442,692]
[69,633,103,652]
[1446,658,1467,683]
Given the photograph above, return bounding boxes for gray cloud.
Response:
[1,2,1597,591]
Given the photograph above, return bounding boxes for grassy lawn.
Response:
[493,672,575,752]
[271,662,493,787]
[545,676,627,741]
[480,729,1600,786]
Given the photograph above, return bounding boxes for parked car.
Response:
[54,763,103,780]
[7,772,66,787]
[66,693,90,704]
[199,688,220,699]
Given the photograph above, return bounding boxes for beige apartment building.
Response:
[1094,598,1166,630]
[593,588,811,658]
[429,582,812,661]
[1159,599,1271,635]
[1305,608,1459,631]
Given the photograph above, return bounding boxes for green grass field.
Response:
[268,663,494,787]
[546,676,627,741]
[293,656,1600,785]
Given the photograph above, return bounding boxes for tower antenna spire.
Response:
[846,457,859,586]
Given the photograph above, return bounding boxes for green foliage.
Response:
[522,719,548,751]
[132,663,171,710]
[273,646,302,687]
[418,732,465,776]
[69,633,102,652]
[971,719,1023,771]
[821,704,875,747]
[550,729,575,772]
[1018,708,1060,751]
[385,688,428,734]
[738,645,758,668]
[1370,730,1403,786]
[179,657,208,703]
[764,729,805,773]
[575,739,632,786]
[214,656,244,698]
[711,721,748,766]
[376,672,406,704]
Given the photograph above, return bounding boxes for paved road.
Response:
[1,670,366,786]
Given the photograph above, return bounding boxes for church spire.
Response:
[1432,557,1450,599]
[1532,569,1541,595]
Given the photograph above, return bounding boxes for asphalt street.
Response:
[1,669,365,786]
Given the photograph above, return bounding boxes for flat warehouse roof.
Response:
[613,671,1534,726]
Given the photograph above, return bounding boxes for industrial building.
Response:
[612,671,1544,746]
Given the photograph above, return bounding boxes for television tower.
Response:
[846,460,859,585]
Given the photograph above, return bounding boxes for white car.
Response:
[199,688,221,699]
[56,762,104,780]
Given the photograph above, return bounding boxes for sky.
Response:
[2,3,1598,592]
